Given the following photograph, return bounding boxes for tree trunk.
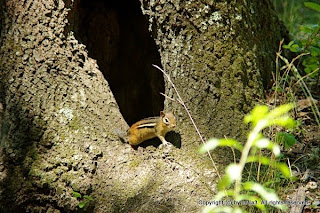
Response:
[140,0,285,146]
[0,0,285,212]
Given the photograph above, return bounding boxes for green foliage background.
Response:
[273,0,320,78]
[273,0,320,37]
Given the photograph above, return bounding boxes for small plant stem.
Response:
[274,40,283,107]
[257,150,262,182]
[153,64,221,179]
[277,53,320,126]
[294,68,319,86]
[234,120,267,198]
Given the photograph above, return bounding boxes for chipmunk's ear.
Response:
[160,111,165,117]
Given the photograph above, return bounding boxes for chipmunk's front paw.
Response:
[160,141,172,149]
[163,140,170,145]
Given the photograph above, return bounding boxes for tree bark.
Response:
[0,0,285,212]
[140,0,284,146]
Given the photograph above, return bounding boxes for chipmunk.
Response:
[115,111,176,147]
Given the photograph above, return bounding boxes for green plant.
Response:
[199,104,296,213]
[282,2,320,78]
[72,191,94,209]
[271,2,320,129]
[273,0,320,37]
[276,48,320,126]
[275,131,296,149]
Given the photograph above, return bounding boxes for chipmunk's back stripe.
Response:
[137,123,157,128]
[139,117,159,123]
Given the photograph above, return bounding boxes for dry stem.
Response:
[153,64,221,180]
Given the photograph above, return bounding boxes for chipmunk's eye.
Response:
[163,117,169,124]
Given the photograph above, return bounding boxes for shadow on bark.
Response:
[137,131,182,149]
[0,102,50,212]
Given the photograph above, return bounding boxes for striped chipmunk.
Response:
[116,111,176,147]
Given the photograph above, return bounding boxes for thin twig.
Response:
[294,68,319,86]
[153,64,221,179]
[287,158,292,177]
[277,53,320,126]
[159,92,179,103]
[290,52,309,64]
[272,40,282,107]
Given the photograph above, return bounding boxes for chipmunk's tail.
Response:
[114,128,128,143]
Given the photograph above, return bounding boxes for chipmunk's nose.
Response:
[171,124,176,128]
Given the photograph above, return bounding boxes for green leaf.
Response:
[267,104,294,119]
[199,138,219,153]
[203,206,233,213]
[214,190,235,200]
[245,105,269,126]
[272,86,283,92]
[305,67,312,74]
[303,56,320,71]
[202,206,215,213]
[217,164,240,190]
[237,194,266,211]
[288,40,294,46]
[72,191,82,198]
[218,139,243,151]
[199,138,243,153]
[304,2,320,12]
[275,132,296,149]
[269,116,296,128]
[272,145,281,156]
[232,207,243,213]
[218,164,243,190]
[226,164,241,181]
[217,175,233,190]
[246,156,291,177]
[276,163,291,178]
[283,40,294,49]
[254,138,271,148]
[246,156,271,164]
[310,47,320,56]
[243,182,288,211]
[83,195,94,201]
[79,201,88,208]
[253,138,280,156]
[290,44,302,52]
